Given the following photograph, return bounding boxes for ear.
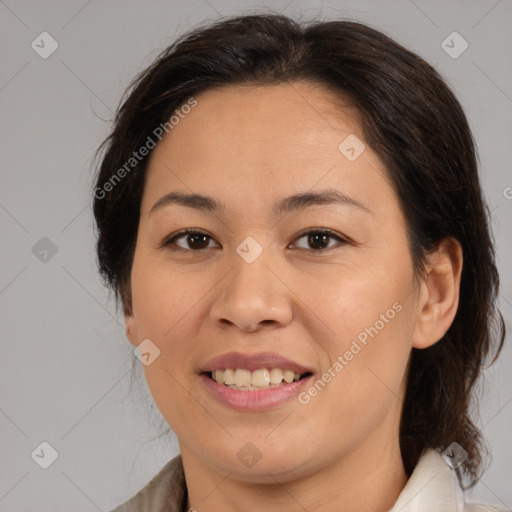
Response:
[412,237,463,349]
[122,283,139,347]
[125,312,139,347]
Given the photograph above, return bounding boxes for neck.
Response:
[181,432,409,512]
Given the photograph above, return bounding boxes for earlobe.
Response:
[121,283,138,347]
[123,295,139,347]
[412,237,463,350]
[124,312,138,347]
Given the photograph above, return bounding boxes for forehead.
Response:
[142,82,395,219]
[166,81,362,152]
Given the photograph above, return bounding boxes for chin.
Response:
[228,459,311,484]
[204,443,316,483]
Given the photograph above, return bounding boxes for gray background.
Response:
[1,0,511,510]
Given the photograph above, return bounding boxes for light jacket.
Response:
[110,448,508,511]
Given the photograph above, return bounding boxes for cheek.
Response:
[130,254,205,340]
[300,264,415,411]
[309,263,413,349]
[294,295,413,460]
[130,258,208,430]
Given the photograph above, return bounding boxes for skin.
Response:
[125,81,462,511]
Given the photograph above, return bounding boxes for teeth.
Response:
[210,368,304,389]
[269,368,283,384]
[283,370,295,384]
[252,369,270,387]
[214,370,224,385]
[234,369,251,387]
[223,368,235,385]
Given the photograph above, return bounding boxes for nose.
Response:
[209,252,293,333]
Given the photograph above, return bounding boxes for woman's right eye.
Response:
[162,229,219,251]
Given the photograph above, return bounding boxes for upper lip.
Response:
[200,351,314,374]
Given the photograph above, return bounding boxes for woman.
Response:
[93,13,507,512]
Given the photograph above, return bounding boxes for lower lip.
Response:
[200,373,313,411]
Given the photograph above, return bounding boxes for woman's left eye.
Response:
[292,229,348,251]
[161,228,348,252]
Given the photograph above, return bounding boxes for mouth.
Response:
[204,368,313,391]
[199,352,314,410]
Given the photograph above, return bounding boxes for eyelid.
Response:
[161,227,352,252]
[292,227,349,243]
[159,228,217,250]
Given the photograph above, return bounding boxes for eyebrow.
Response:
[149,188,370,217]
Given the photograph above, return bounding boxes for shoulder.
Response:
[108,455,186,512]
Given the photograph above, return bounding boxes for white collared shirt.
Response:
[389,448,507,511]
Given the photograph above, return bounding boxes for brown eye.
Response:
[162,228,347,253]
[163,230,218,251]
[293,229,347,251]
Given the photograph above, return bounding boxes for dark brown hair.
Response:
[92,13,505,488]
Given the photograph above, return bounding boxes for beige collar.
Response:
[390,448,462,511]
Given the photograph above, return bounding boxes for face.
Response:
[125,82,423,482]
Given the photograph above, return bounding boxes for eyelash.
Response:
[160,228,349,253]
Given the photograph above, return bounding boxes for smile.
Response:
[199,351,315,410]
[209,368,311,390]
